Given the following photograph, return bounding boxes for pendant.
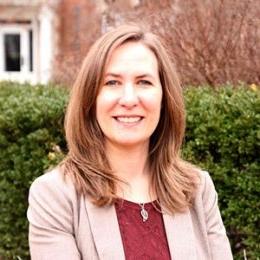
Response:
[140,204,149,222]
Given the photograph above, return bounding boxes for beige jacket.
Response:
[27,169,233,260]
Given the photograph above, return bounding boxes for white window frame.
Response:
[0,24,34,82]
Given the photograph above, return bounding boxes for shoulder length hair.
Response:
[61,24,199,214]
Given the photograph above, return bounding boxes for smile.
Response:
[113,116,143,123]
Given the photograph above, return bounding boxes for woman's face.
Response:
[96,41,162,149]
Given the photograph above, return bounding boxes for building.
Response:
[0,0,140,85]
[0,0,57,84]
[2,0,256,86]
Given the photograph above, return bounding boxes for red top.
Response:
[115,199,171,259]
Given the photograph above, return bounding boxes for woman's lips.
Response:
[113,116,144,123]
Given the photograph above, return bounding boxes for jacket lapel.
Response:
[163,210,197,259]
[84,200,125,260]
[85,199,197,260]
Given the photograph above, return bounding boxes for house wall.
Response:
[52,0,142,85]
[52,0,101,85]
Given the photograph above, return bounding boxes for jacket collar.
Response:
[85,199,197,260]
[84,199,125,259]
[163,210,197,259]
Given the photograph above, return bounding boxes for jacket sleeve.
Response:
[202,171,233,260]
[27,170,81,260]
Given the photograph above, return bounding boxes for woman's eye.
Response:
[137,80,152,85]
[105,80,120,86]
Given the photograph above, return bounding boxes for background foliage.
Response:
[183,86,260,259]
[0,82,259,259]
[0,82,67,259]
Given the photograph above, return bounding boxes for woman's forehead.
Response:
[104,42,159,77]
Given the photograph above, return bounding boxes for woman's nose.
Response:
[118,83,139,108]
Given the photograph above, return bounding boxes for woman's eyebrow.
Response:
[104,73,121,78]
[104,72,156,80]
[136,73,155,79]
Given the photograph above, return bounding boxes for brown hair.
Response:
[62,24,199,213]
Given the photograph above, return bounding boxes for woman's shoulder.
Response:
[29,166,77,203]
[181,162,216,198]
[196,170,217,196]
[31,166,72,186]
[193,170,219,214]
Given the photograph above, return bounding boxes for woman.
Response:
[27,24,233,259]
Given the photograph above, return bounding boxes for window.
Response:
[0,25,34,82]
[29,29,33,72]
[4,33,21,71]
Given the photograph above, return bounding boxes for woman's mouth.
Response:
[113,116,143,123]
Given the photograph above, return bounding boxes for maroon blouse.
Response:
[115,199,171,259]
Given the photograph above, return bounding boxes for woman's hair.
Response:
[62,24,199,213]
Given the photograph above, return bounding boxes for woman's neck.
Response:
[105,141,156,203]
[106,141,149,180]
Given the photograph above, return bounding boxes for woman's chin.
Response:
[106,138,149,149]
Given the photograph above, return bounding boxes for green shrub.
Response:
[0,82,259,259]
[183,86,260,259]
[0,82,68,259]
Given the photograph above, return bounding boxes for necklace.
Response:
[139,203,149,222]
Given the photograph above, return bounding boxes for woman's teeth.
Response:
[115,116,142,123]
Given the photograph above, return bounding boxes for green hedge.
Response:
[183,86,260,259]
[0,82,67,259]
[0,82,259,259]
